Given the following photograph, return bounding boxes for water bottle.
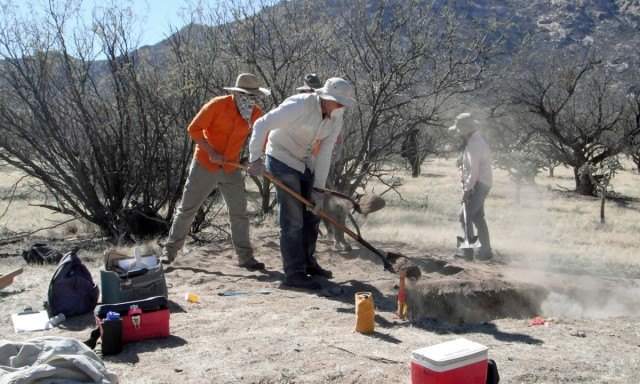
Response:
[48,313,65,327]
[355,292,375,334]
[101,311,123,355]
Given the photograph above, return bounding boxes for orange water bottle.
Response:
[355,292,375,333]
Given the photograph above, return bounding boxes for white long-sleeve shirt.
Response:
[249,93,342,189]
[462,132,493,191]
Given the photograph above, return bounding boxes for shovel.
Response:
[0,268,23,291]
[318,189,385,215]
[456,201,479,249]
[226,161,398,273]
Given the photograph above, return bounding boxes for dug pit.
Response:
[402,257,550,324]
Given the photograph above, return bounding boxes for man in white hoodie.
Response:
[247,78,357,289]
[449,112,494,261]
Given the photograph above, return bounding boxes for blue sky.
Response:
[129,0,191,46]
[5,0,262,50]
[7,0,194,47]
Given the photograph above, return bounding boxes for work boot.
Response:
[453,248,474,261]
[283,272,321,290]
[476,249,493,261]
[335,241,352,252]
[239,258,265,271]
[161,248,176,265]
[306,264,333,279]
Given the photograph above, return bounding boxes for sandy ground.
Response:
[1,234,640,384]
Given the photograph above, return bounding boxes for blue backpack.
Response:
[46,248,100,317]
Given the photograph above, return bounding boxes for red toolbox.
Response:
[95,296,170,343]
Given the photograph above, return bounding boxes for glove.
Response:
[462,190,472,203]
[247,159,266,176]
[309,189,325,215]
[209,151,224,165]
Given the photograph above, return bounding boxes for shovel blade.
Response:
[382,258,396,274]
[457,236,479,249]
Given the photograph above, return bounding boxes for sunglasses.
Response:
[237,91,256,99]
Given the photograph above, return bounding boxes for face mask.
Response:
[331,107,345,119]
[235,92,256,122]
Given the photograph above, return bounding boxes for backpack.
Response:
[45,247,100,318]
[22,243,63,265]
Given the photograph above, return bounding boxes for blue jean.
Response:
[266,155,322,278]
[459,182,491,253]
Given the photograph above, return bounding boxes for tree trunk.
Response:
[574,167,596,196]
[600,187,606,224]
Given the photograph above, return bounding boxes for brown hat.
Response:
[296,73,323,92]
[448,112,478,135]
[223,73,271,96]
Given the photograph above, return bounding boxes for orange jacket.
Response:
[188,95,263,173]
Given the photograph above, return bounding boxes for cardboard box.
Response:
[411,338,487,384]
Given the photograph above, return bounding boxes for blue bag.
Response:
[45,247,100,317]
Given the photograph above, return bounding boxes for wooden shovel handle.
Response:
[0,268,23,290]
[225,161,394,272]
[226,161,358,235]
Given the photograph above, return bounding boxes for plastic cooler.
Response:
[411,338,487,384]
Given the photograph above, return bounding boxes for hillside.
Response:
[159,0,640,71]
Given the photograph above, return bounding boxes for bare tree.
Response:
[624,90,640,172]
[506,48,640,195]
[307,0,508,198]
[0,1,192,242]
[579,157,623,223]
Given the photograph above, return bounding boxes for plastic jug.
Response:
[355,292,375,333]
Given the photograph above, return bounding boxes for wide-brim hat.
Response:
[296,73,323,92]
[316,77,357,107]
[448,112,478,134]
[223,73,271,96]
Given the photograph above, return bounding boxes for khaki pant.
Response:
[163,160,253,264]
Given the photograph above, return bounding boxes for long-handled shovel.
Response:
[456,201,479,249]
[318,189,385,216]
[226,161,397,273]
[0,268,23,291]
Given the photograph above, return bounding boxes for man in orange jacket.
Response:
[162,73,270,269]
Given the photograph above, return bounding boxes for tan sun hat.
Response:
[223,73,271,96]
[296,73,323,92]
[448,112,478,135]
[316,77,357,107]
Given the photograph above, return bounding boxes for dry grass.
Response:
[362,156,640,273]
[0,169,79,237]
[2,156,639,270]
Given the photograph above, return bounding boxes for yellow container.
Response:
[185,292,199,303]
[355,292,375,333]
